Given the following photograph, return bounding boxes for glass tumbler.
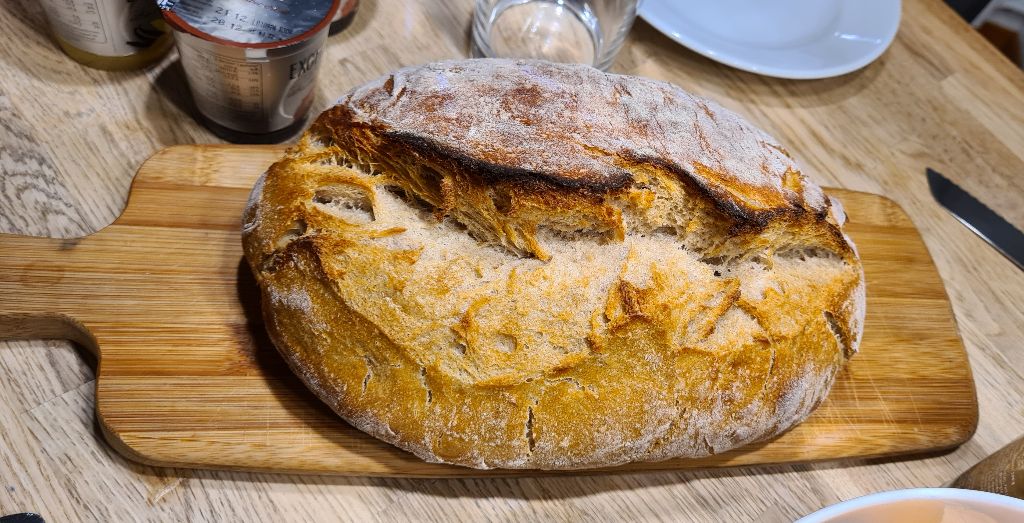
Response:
[472,0,640,71]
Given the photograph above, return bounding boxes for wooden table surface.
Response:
[1,0,1022,521]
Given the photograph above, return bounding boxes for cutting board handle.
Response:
[0,233,98,354]
[0,312,98,354]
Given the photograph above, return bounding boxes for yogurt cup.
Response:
[159,0,339,142]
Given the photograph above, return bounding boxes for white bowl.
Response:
[797,488,1024,522]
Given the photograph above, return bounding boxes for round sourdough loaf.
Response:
[241,59,866,470]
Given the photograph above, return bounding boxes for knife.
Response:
[927,168,1024,271]
[0,514,45,523]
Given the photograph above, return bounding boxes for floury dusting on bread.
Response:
[241,59,866,470]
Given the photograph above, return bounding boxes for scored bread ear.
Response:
[827,194,848,226]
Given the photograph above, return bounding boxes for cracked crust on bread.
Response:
[241,59,866,470]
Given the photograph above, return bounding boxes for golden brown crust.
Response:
[242,59,866,469]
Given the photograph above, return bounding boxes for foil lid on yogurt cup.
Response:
[158,0,338,47]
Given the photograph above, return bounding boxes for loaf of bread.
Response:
[241,59,865,470]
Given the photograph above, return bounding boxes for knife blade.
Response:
[927,168,1024,271]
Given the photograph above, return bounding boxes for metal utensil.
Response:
[927,168,1024,271]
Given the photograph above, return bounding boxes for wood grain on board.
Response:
[0,145,977,477]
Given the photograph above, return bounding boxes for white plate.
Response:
[638,0,901,79]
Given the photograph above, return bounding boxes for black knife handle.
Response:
[0,514,45,523]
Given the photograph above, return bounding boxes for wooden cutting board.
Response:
[0,145,977,477]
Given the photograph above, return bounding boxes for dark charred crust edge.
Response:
[621,152,770,225]
[313,102,851,257]
[617,152,843,242]
[384,130,635,194]
[316,104,634,195]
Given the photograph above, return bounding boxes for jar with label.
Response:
[40,0,173,70]
[159,0,339,143]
